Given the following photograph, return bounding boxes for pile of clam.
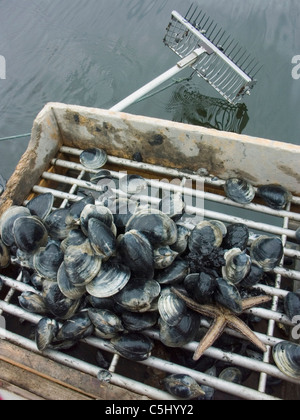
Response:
[0,152,298,398]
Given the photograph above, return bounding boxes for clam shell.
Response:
[33,242,64,281]
[13,216,48,254]
[222,223,249,251]
[224,178,255,204]
[121,311,158,332]
[273,341,300,379]
[156,259,189,285]
[239,262,264,288]
[80,204,114,236]
[45,208,72,241]
[88,218,116,259]
[56,311,94,341]
[158,287,186,327]
[153,246,178,270]
[0,206,31,246]
[57,262,86,300]
[26,193,54,220]
[18,292,48,315]
[80,148,108,170]
[284,292,300,321]
[215,277,243,314]
[184,272,216,304]
[258,185,292,210]
[43,281,81,320]
[250,236,283,272]
[88,308,124,339]
[86,262,131,298]
[114,278,161,313]
[36,317,59,351]
[118,230,154,279]
[111,333,154,362]
[171,225,191,254]
[219,367,243,385]
[126,209,177,247]
[222,248,251,285]
[159,311,199,348]
[163,374,205,399]
[111,198,139,229]
[64,240,102,286]
[188,221,223,256]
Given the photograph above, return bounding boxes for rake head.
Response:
[164,5,260,104]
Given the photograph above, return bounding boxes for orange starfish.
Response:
[172,288,272,361]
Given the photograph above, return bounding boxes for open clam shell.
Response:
[80,148,108,170]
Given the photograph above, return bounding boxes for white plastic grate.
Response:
[1,146,300,401]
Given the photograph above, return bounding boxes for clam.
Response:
[162,374,205,400]
[18,292,48,315]
[90,169,113,184]
[257,185,292,210]
[86,262,131,298]
[219,367,243,385]
[188,221,223,256]
[273,341,300,379]
[80,148,108,170]
[111,198,139,230]
[121,311,158,332]
[159,192,185,221]
[239,262,264,288]
[64,240,102,286]
[45,208,72,241]
[119,174,148,195]
[0,206,31,246]
[153,246,178,270]
[126,209,177,247]
[33,241,64,281]
[222,248,251,285]
[158,287,186,327]
[171,225,191,254]
[88,218,116,259]
[118,230,154,279]
[110,333,154,362]
[0,238,10,269]
[224,178,255,205]
[66,195,95,226]
[57,262,86,300]
[43,281,81,320]
[250,236,283,272]
[60,229,86,253]
[155,259,189,286]
[88,308,124,339]
[80,204,114,236]
[222,223,249,251]
[284,292,300,321]
[35,317,59,351]
[13,216,48,254]
[215,277,243,314]
[26,193,54,220]
[159,311,199,348]
[56,311,94,341]
[114,278,161,313]
[184,272,216,304]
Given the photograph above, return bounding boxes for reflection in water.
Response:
[167,84,249,134]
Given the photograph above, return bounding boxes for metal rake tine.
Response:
[186,4,198,22]
[248,61,260,77]
[212,28,225,45]
[207,22,219,39]
[227,41,240,57]
[231,46,244,62]
[239,53,252,69]
[243,57,256,74]
[252,64,263,78]
[185,4,194,19]
[235,50,248,66]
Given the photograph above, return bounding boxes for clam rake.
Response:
[111,5,259,112]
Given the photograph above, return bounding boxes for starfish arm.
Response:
[171,288,220,318]
[193,316,227,361]
[242,295,272,311]
[226,314,267,353]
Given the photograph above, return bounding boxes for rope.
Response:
[0,133,31,142]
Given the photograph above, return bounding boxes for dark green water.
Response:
[0,0,299,180]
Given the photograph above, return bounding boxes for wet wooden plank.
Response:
[0,340,149,400]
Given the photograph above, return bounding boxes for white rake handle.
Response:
[110,47,206,112]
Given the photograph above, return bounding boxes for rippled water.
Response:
[0,0,299,180]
